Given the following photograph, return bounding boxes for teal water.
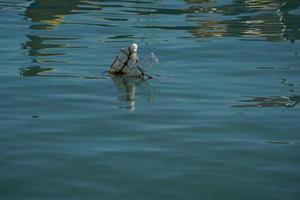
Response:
[1,0,300,199]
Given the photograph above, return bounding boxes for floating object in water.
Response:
[109,43,153,79]
[139,52,159,72]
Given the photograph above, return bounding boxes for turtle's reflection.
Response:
[109,74,155,111]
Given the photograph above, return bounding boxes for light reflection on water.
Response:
[19,0,300,109]
[185,0,300,42]
[1,0,300,199]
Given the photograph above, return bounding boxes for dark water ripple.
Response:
[1,0,300,199]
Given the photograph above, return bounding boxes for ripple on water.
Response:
[1,0,300,199]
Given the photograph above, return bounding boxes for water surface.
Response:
[1,0,300,199]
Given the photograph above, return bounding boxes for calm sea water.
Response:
[1,0,300,199]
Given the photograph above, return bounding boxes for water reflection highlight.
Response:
[110,74,155,111]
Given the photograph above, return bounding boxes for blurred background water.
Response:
[0,0,300,199]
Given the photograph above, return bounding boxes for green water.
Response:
[1,0,300,199]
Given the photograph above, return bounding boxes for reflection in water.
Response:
[232,95,300,108]
[184,0,300,42]
[22,1,156,111]
[25,0,79,30]
[110,74,155,111]
[21,0,298,111]
[22,34,84,64]
[23,0,104,64]
[20,66,53,76]
[233,78,299,108]
[25,0,100,30]
[116,0,300,42]
[19,66,154,111]
[23,0,300,65]
[19,66,102,79]
[23,35,66,64]
[23,0,87,64]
